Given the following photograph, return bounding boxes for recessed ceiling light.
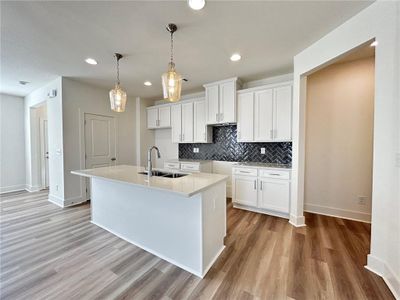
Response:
[19,80,29,85]
[370,40,378,47]
[144,81,152,86]
[85,58,98,65]
[230,53,241,62]
[188,0,205,10]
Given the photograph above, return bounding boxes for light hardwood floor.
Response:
[0,190,394,300]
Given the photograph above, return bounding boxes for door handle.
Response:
[260,181,263,190]
[111,158,116,161]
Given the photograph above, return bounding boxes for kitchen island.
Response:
[72,165,228,278]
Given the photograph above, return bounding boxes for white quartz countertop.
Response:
[234,162,292,169]
[71,165,228,197]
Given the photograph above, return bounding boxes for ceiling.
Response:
[0,1,374,98]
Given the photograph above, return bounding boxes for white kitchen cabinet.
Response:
[237,92,254,142]
[274,85,292,141]
[181,102,193,143]
[164,160,212,173]
[171,104,182,143]
[232,165,291,218]
[254,89,274,142]
[258,179,290,213]
[232,176,258,207]
[194,101,212,143]
[146,105,171,129]
[204,77,240,125]
[236,83,292,142]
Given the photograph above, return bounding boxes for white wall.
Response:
[25,78,64,202]
[62,78,136,206]
[291,2,399,297]
[154,129,178,168]
[135,97,155,167]
[0,94,26,193]
[305,57,374,222]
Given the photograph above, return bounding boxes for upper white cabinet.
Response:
[193,101,212,143]
[237,83,292,142]
[170,99,212,144]
[204,78,240,125]
[237,92,254,142]
[147,105,171,129]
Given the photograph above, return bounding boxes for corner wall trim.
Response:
[48,194,64,207]
[25,185,41,193]
[304,203,371,223]
[48,194,87,208]
[289,214,306,227]
[366,254,400,299]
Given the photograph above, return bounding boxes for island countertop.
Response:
[71,165,228,197]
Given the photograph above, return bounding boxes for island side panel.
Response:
[201,181,227,276]
[90,177,203,276]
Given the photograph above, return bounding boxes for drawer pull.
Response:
[269,173,281,176]
[239,170,251,173]
[253,180,257,190]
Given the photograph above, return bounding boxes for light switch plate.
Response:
[260,148,266,154]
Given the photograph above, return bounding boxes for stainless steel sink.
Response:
[138,170,188,178]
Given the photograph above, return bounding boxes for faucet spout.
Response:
[147,146,161,177]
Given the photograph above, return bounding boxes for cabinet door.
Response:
[205,85,219,124]
[274,85,292,141]
[233,176,258,207]
[237,92,254,142]
[194,101,206,142]
[181,102,193,143]
[147,107,158,129]
[254,89,274,141]
[258,179,290,213]
[158,106,171,128]
[219,81,236,123]
[171,104,182,143]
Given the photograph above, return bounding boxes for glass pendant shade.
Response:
[162,62,182,102]
[109,84,127,112]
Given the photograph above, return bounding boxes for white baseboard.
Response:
[233,203,290,220]
[0,184,27,194]
[289,214,306,227]
[366,254,400,299]
[48,194,87,208]
[304,203,371,223]
[25,184,41,192]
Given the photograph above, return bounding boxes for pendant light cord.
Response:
[116,55,120,85]
[170,31,174,64]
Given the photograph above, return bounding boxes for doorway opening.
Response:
[304,43,375,223]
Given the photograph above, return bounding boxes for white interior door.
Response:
[254,89,274,142]
[237,92,254,142]
[85,113,116,169]
[40,118,49,189]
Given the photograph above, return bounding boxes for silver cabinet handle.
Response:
[269,173,281,176]
[254,180,257,190]
[239,170,251,174]
[260,181,263,190]
[111,157,116,161]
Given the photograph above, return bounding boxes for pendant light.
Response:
[109,53,127,112]
[162,23,182,102]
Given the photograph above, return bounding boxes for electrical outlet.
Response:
[193,148,199,153]
[260,148,266,154]
[358,196,367,205]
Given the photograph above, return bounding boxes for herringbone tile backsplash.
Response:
[179,125,292,165]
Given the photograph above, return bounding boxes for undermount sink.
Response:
[138,170,188,178]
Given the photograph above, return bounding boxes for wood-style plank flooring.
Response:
[0,190,394,299]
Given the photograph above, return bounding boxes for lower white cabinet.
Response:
[258,179,290,213]
[232,176,258,207]
[164,160,212,173]
[232,166,291,218]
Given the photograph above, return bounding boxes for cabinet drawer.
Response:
[181,163,200,172]
[233,168,258,177]
[164,162,180,170]
[259,170,290,180]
